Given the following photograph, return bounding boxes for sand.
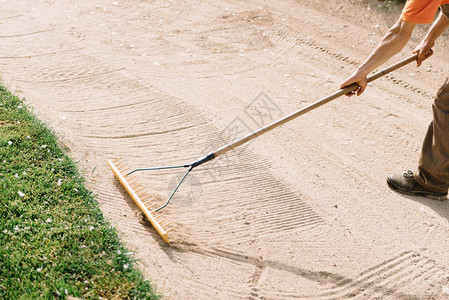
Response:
[1,0,449,298]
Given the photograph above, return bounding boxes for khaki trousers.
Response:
[415,77,449,193]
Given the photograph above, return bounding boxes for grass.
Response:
[0,84,160,299]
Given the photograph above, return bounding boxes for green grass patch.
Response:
[0,84,160,299]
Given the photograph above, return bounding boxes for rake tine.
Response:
[135,187,146,194]
[115,161,127,168]
[158,217,169,224]
[126,178,139,186]
[141,198,153,205]
[127,181,140,189]
[145,203,157,209]
[124,175,137,182]
[143,200,156,206]
[144,194,155,201]
[154,212,166,219]
[137,192,150,199]
[128,177,140,183]
[162,222,173,228]
[165,225,176,233]
[142,196,155,204]
[142,197,153,204]
[117,162,128,169]
[119,169,130,176]
[146,203,158,210]
[118,167,130,174]
[118,168,130,174]
[129,182,143,189]
[140,194,152,202]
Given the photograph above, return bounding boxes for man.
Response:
[340,0,449,200]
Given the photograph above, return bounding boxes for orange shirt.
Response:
[401,0,449,23]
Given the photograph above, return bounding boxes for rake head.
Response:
[107,158,176,243]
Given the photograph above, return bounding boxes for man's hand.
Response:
[413,39,434,67]
[412,10,449,67]
[339,19,415,97]
[340,71,368,97]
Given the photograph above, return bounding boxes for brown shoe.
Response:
[387,170,447,201]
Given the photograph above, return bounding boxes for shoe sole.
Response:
[387,178,448,201]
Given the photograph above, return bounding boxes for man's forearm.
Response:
[413,11,449,65]
[424,12,449,46]
[356,19,415,76]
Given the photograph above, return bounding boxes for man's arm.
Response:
[414,11,449,67]
[340,19,416,96]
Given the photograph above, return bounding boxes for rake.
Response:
[108,54,418,243]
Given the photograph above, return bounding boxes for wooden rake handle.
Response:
[192,53,418,165]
